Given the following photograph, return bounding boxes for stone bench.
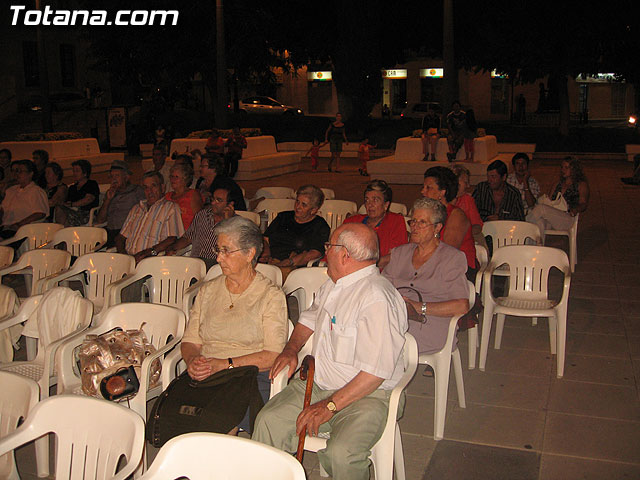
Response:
[498,143,536,156]
[142,136,301,181]
[367,135,511,185]
[277,142,360,157]
[625,144,640,162]
[0,138,123,175]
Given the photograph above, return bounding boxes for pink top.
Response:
[454,193,483,227]
[343,211,408,257]
[166,189,202,230]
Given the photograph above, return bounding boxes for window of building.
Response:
[490,78,509,115]
[23,41,39,87]
[60,44,76,88]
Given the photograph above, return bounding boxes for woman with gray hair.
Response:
[383,198,469,357]
[261,184,330,267]
[178,215,288,434]
[165,162,203,229]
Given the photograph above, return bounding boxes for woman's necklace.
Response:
[225,272,255,309]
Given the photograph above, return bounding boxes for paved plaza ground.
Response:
[11,152,640,479]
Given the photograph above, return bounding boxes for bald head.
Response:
[327,223,379,281]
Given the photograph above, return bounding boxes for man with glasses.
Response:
[166,187,235,268]
[253,223,408,480]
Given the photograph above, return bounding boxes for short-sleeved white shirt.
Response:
[1,182,49,226]
[298,264,408,391]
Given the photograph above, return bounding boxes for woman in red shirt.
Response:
[343,179,407,269]
[422,166,478,282]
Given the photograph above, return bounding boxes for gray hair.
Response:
[296,184,325,209]
[412,197,447,226]
[336,227,379,262]
[212,216,264,266]
[170,163,194,187]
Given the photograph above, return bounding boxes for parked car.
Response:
[24,92,89,112]
[400,102,443,119]
[228,96,303,116]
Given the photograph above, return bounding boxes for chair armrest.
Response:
[269,365,290,399]
[0,421,38,458]
[0,296,41,332]
[55,326,98,392]
[0,234,24,247]
[0,263,30,280]
[182,281,203,317]
[33,266,85,295]
[43,324,90,381]
[104,271,147,307]
[160,344,185,389]
[138,337,182,393]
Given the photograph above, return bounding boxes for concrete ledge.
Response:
[170,135,279,158]
[235,152,301,181]
[625,144,640,162]
[367,155,510,185]
[277,141,360,157]
[498,143,536,155]
[58,153,124,175]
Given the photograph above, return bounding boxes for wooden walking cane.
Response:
[295,355,315,463]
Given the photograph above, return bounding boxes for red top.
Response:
[343,211,408,257]
[441,203,476,269]
[205,136,225,154]
[454,193,483,227]
[166,189,202,230]
[358,144,371,162]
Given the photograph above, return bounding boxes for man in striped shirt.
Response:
[116,171,184,263]
[472,160,525,222]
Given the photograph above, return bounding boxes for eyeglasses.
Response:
[212,247,245,257]
[408,219,436,229]
[324,242,345,251]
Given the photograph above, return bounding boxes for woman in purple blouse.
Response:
[383,198,469,355]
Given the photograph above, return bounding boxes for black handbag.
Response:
[146,365,264,448]
[99,366,140,401]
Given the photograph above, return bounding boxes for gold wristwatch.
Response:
[326,400,337,414]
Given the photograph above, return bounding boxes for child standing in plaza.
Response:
[224,126,247,177]
[304,139,326,172]
[358,138,376,176]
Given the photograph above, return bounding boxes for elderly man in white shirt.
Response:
[252,223,408,480]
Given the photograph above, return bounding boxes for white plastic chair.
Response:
[105,256,206,309]
[0,395,145,480]
[57,303,186,422]
[544,213,579,272]
[482,220,542,251]
[283,333,418,480]
[320,188,335,200]
[419,280,474,440]
[0,223,64,256]
[318,199,358,232]
[47,226,108,256]
[182,263,283,317]
[254,198,295,226]
[35,252,136,312]
[253,186,296,200]
[281,266,329,319]
[467,245,489,370]
[0,288,93,477]
[479,245,571,378]
[140,432,306,480]
[235,210,261,226]
[0,249,71,297]
[358,202,408,216]
[0,246,14,269]
[0,372,39,480]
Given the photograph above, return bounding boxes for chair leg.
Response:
[570,231,577,272]
[556,312,567,378]
[479,306,494,371]
[35,435,50,478]
[495,313,506,349]
[532,317,538,326]
[548,316,557,355]
[393,424,406,480]
[452,350,466,409]
[433,356,452,441]
[468,326,477,369]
